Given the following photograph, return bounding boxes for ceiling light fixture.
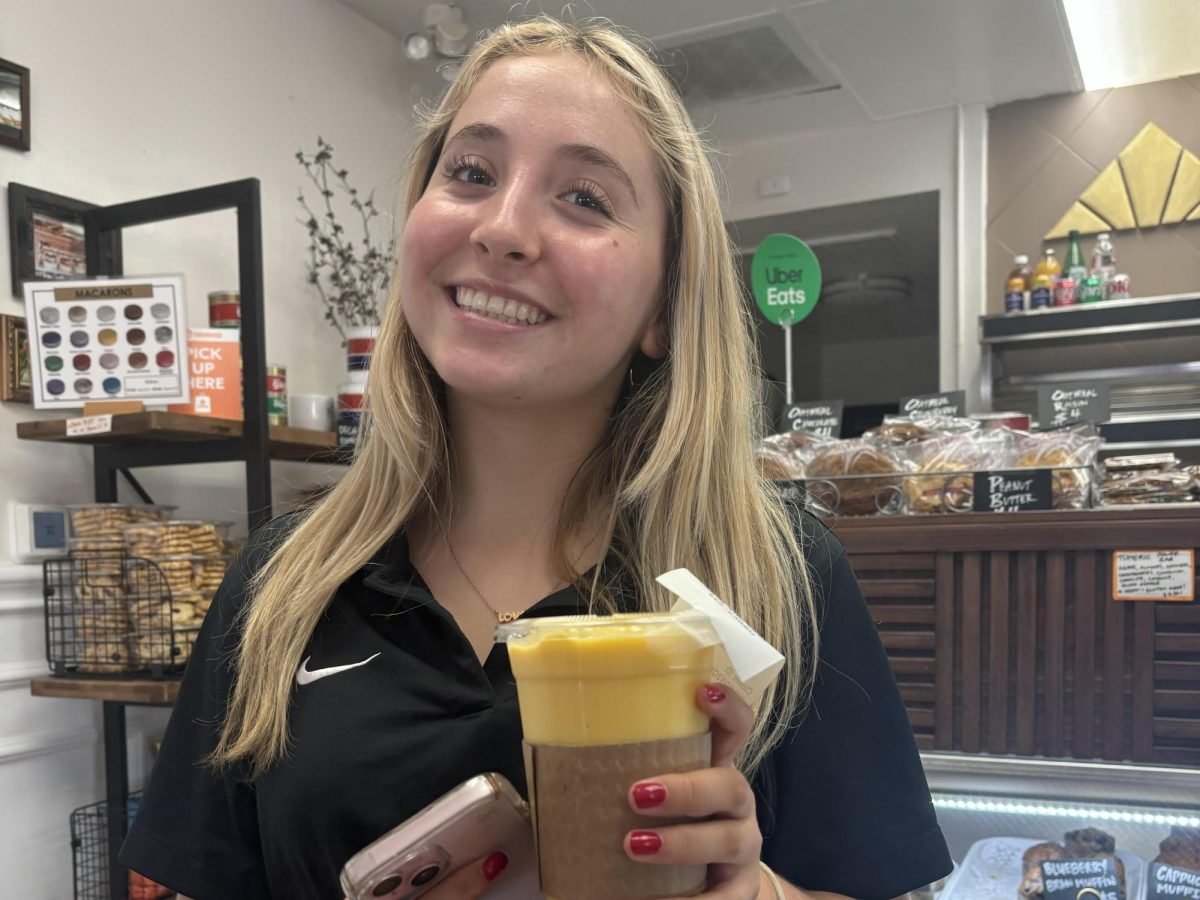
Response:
[1062,0,1200,91]
[403,3,473,73]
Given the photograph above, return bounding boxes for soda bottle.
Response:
[1031,248,1060,310]
[1090,232,1117,296]
[1065,230,1088,300]
[1004,254,1031,314]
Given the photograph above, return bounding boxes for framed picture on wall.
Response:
[7,183,124,298]
[0,314,32,403]
[0,58,30,152]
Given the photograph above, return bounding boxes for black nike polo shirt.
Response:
[120,509,951,899]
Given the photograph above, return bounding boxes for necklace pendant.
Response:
[497,611,521,623]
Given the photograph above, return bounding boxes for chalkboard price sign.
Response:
[1147,862,1200,899]
[973,468,1053,513]
[1037,381,1111,429]
[1041,857,1121,900]
[783,400,843,438]
[899,390,966,418]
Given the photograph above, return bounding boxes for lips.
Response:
[450,286,550,326]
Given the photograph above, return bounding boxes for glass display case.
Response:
[922,753,1200,899]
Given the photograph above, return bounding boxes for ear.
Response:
[637,315,668,360]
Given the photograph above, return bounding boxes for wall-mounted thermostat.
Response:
[7,501,69,563]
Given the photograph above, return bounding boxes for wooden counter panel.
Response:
[833,509,1200,768]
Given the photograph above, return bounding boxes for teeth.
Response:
[452,287,547,326]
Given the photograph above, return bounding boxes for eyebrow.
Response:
[443,122,640,206]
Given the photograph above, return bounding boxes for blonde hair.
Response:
[214,15,817,781]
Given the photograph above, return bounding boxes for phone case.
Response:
[340,772,542,900]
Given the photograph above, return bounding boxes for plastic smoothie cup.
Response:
[497,612,721,900]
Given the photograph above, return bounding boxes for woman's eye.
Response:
[454,166,493,186]
[564,186,613,217]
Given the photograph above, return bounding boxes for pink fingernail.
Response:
[632,782,666,809]
[704,684,727,704]
[629,831,663,855]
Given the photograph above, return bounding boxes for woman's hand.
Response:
[624,684,765,899]
[344,851,508,900]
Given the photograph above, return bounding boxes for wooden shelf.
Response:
[31,675,180,705]
[16,411,346,464]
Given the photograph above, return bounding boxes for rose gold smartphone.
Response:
[340,773,541,900]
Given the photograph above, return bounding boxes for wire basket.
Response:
[70,794,175,900]
[43,547,209,679]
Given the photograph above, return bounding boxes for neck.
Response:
[435,390,617,563]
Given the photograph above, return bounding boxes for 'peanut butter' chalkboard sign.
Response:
[973,468,1053,513]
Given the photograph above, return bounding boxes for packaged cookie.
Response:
[77,639,135,674]
[68,537,127,580]
[804,439,904,516]
[128,594,204,632]
[132,626,198,667]
[121,520,231,558]
[67,504,134,539]
[901,429,1011,514]
[1013,426,1102,509]
[128,504,177,524]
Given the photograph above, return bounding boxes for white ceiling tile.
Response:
[788,0,1079,118]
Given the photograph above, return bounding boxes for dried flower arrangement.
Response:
[296,137,395,342]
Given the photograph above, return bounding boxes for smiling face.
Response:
[400,53,668,411]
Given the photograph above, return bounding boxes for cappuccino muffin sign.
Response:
[23,276,189,409]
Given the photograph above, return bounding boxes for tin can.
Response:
[266,364,287,426]
[208,291,241,328]
[1080,276,1105,303]
[1108,273,1131,301]
[1052,278,1078,307]
[345,325,378,372]
[337,379,366,449]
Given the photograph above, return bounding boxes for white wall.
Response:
[0,0,417,895]
[713,100,989,410]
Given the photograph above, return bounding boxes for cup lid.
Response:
[496,611,719,647]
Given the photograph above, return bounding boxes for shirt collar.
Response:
[362,529,611,618]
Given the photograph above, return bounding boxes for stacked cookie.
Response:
[62,506,230,674]
[119,520,232,668]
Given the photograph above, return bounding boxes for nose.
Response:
[469,178,541,264]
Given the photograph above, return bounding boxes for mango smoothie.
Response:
[502,613,717,745]
[497,612,720,900]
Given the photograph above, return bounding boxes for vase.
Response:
[346,325,379,373]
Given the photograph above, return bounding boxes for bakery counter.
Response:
[825,507,1200,767]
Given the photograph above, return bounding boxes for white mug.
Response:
[290,394,334,431]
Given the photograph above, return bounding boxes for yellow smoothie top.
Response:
[496,612,720,678]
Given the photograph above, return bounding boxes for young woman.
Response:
[121,17,951,900]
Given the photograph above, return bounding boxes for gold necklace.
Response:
[444,531,599,623]
[444,536,527,623]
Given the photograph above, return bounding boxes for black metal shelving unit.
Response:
[20,178,289,899]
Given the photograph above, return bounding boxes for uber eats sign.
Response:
[751,233,821,326]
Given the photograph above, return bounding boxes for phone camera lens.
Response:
[370,874,404,896]
[411,865,441,887]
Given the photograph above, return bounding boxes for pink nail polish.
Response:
[632,782,667,809]
[482,851,508,881]
[704,684,727,704]
[629,831,663,855]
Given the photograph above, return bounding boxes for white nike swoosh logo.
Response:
[296,652,381,686]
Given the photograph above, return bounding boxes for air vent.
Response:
[659,13,837,107]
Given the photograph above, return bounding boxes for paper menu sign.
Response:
[656,568,786,710]
[168,328,242,420]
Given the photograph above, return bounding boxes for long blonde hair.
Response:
[214,16,817,781]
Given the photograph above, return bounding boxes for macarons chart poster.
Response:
[22,275,190,410]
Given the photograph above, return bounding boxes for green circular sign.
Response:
[751,234,822,326]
